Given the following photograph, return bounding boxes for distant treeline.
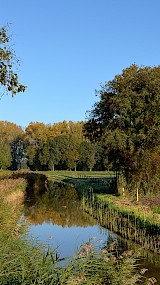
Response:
[0,120,104,172]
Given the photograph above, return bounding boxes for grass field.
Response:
[43,170,117,194]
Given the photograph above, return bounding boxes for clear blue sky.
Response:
[0,0,160,128]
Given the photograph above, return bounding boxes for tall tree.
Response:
[0,143,11,169]
[79,141,97,171]
[25,122,47,147]
[0,121,23,144]
[66,136,80,171]
[0,121,24,170]
[48,137,62,171]
[84,64,160,192]
[10,135,25,170]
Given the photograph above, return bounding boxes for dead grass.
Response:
[0,178,26,208]
[6,190,24,208]
[114,196,160,214]
[140,196,160,208]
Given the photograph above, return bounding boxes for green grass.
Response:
[44,170,115,179]
[151,206,160,215]
[97,194,160,229]
[0,170,12,180]
[42,170,117,194]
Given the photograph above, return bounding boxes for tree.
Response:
[48,137,62,171]
[25,122,47,147]
[79,141,97,171]
[26,145,39,170]
[86,142,97,171]
[0,121,24,170]
[0,143,11,169]
[84,64,160,193]
[0,121,23,144]
[10,136,25,170]
[0,25,26,96]
[66,136,80,171]
[38,142,50,170]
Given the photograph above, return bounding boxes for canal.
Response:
[23,179,160,282]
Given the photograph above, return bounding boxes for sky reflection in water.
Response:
[29,223,113,259]
[25,180,116,259]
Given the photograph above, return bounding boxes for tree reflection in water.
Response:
[24,180,98,227]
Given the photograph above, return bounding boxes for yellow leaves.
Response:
[25,122,47,145]
[0,121,23,144]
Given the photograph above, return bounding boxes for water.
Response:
[24,180,116,259]
[29,224,114,260]
[24,180,160,281]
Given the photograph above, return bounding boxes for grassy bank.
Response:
[82,193,160,254]
[99,194,160,229]
[45,171,160,234]
[0,172,154,284]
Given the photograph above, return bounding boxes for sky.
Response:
[0,0,160,128]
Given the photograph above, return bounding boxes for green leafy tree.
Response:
[38,142,50,170]
[10,136,25,170]
[85,142,96,171]
[66,136,80,171]
[55,135,69,169]
[26,145,39,171]
[0,143,11,169]
[0,25,26,96]
[0,121,24,170]
[25,122,47,170]
[48,137,62,171]
[79,141,97,171]
[84,64,160,193]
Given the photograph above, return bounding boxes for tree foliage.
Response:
[0,25,26,97]
[84,64,160,193]
[0,143,11,169]
[24,121,96,171]
[0,121,24,170]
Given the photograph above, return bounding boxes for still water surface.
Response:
[24,180,116,259]
[24,180,160,281]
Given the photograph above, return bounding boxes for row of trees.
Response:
[25,121,101,171]
[0,120,103,171]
